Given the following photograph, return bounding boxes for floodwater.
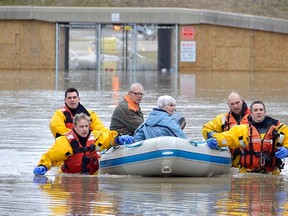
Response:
[1,69,288,215]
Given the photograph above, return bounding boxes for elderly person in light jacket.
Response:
[134,95,187,141]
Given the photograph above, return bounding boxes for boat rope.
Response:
[189,140,228,151]
[101,139,228,156]
[122,141,143,148]
[101,141,143,155]
[189,140,207,146]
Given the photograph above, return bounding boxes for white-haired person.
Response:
[134,95,188,141]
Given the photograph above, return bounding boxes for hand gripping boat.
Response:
[100,136,231,177]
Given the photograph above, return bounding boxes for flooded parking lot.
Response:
[1,69,288,215]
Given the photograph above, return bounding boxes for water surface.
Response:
[0,70,288,215]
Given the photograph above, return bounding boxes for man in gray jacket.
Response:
[110,83,144,135]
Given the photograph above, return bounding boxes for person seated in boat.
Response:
[110,83,145,135]
[134,95,188,141]
[171,109,186,130]
[202,92,250,168]
[206,100,288,174]
[33,113,134,176]
[50,87,109,139]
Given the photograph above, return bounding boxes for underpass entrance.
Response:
[56,23,178,87]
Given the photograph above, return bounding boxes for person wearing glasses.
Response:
[110,83,145,135]
[134,95,188,141]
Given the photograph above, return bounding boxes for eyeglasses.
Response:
[168,103,176,107]
[130,91,145,96]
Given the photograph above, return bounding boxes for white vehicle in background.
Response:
[69,49,120,70]
[137,25,157,40]
[69,50,79,70]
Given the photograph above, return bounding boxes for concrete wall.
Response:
[179,25,288,72]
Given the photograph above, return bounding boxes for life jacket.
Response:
[240,121,284,173]
[221,109,250,167]
[61,104,91,130]
[61,130,100,175]
[221,111,250,132]
[60,106,74,130]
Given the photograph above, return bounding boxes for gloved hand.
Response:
[275,147,288,159]
[207,132,213,139]
[116,135,135,145]
[207,138,219,150]
[33,165,47,175]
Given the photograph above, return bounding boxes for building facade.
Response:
[0,7,287,72]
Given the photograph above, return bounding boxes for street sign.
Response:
[182,27,194,40]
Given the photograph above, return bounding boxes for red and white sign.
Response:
[182,27,194,40]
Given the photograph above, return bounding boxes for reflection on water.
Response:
[218,174,288,215]
[1,70,288,215]
[11,174,288,215]
[31,175,232,215]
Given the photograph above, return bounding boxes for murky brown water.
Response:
[1,69,288,215]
